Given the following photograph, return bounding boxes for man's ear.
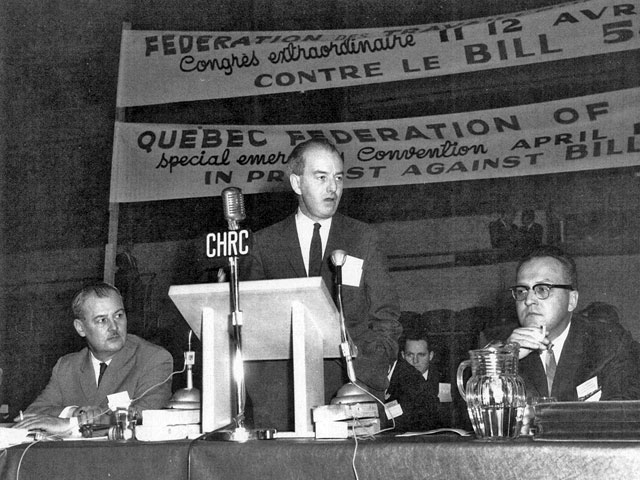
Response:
[429,351,434,361]
[290,173,302,195]
[73,319,87,337]
[568,290,579,312]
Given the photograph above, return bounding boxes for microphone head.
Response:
[222,187,246,222]
[330,250,347,267]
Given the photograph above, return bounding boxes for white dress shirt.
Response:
[295,209,332,276]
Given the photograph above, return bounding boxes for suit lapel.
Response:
[552,322,584,400]
[323,214,351,290]
[279,215,307,278]
[96,337,137,400]
[79,350,98,401]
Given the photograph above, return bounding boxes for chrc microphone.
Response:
[222,187,246,231]
[207,188,249,259]
[330,250,356,384]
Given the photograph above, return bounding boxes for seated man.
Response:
[507,246,640,401]
[386,328,447,432]
[14,282,173,435]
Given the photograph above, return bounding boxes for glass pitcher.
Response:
[456,342,526,440]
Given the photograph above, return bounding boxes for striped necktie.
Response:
[545,348,557,395]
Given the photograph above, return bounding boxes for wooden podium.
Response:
[168,277,341,437]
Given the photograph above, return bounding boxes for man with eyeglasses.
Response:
[506,246,640,401]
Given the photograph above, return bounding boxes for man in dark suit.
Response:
[507,246,640,401]
[518,209,543,256]
[489,206,519,260]
[386,328,446,432]
[15,282,173,435]
[243,138,401,404]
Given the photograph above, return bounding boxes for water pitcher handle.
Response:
[456,360,471,401]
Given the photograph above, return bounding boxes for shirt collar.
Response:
[295,208,332,230]
[548,320,571,362]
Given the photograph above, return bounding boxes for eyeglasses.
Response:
[509,283,574,301]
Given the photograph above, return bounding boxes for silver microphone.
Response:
[330,250,347,267]
[330,249,356,384]
[330,250,347,285]
[222,187,246,230]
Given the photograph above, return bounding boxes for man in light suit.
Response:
[507,246,640,401]
[15,282,173,435]
[242,138,401,413]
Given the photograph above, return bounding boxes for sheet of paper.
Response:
[438,383,452,403]
[0,426,31,448]
[576,376,601,401]
[343,255,363,287]
[396,428,472,437]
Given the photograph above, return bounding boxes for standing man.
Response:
[15,282,173,435]
[489,206,519,261]
[386,328,445,431]
[518,209,543,255]
[243,138,401,401]
[507,246,640,401]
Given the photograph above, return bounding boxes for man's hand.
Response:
[73,406,107,425]
[13,414,75,436]
[507,327,550,359]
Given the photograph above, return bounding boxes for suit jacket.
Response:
[386,360,445,432]
[489,219,518,250]
[518,222,544,255]
[517,315,640,401]
[25,334,173,417]
[242,212,402,391]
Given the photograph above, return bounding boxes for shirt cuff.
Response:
[59,406,78,418]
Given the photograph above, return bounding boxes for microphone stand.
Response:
[228,253,249,441]
[203,216,250,442]
[331,251,357,384]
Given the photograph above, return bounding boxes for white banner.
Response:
[110,87,640,203]
[116,0,640,106]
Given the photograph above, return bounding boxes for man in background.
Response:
[489,206,519,261]
[518,209,543,255]
[242,138,401,417]
[507,246,640,401]
[386,328,446,432]
[14,282,173,435]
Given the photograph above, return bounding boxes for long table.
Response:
[3,434,640,480]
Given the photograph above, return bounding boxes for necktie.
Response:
[545,348,557,395]
[98,362,108,386]
[308,223,322,277]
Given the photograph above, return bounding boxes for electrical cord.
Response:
[340,381,397,480]
[130,364,186,405]
[15,431,67,480]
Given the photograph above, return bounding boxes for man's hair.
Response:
[286,138,343,177]
[521,209,535,223]
[516,245,578,289]
[400,327,431,353]
[72,282,122,319]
